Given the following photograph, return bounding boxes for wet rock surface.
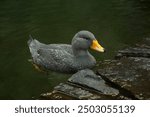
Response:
[136,37,150,48]
[116,47,150,59]
[53,83,102,100]
[40,69,128,100]
[41,38,150,100]
[116,38,150,59]
[68,69,119,96]
[40,91,76,100]
[98,57,150,99]
[40,70,121,100]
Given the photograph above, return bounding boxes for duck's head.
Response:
[72,30,105,53]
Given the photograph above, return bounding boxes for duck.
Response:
[28,30,105,73]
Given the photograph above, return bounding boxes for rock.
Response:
[98,57,150,99]
[116,47,150,59]
[68,69,119,96]
[40,69,124,100]
[54,83,102,99]
[40,83,118,100]
[116,38,150,59]
[136,37,150,49]
[40,91,76,100]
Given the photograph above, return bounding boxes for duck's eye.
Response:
[83,37,90,40]
[79,35,90,40]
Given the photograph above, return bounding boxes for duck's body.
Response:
[28,31,104,73]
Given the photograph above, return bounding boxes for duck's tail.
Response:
[27,35,40,59]
[27,35,34,46]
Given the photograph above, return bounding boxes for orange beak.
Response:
[90,39,105,52]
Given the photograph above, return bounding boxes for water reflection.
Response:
[0,0,150,99]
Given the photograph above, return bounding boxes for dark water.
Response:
[0,0,150,99]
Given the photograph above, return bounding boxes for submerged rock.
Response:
[98,57,150,99]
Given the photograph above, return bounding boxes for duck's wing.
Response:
[28,36,73,57]
[28,36,75,73]
[28,35,73,58]
[45,44,73,55]
[34,48,75,73]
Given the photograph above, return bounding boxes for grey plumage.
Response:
[28,31,98,73]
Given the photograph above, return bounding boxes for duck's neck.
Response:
[72,48,96,69]
[72,49,90,57]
